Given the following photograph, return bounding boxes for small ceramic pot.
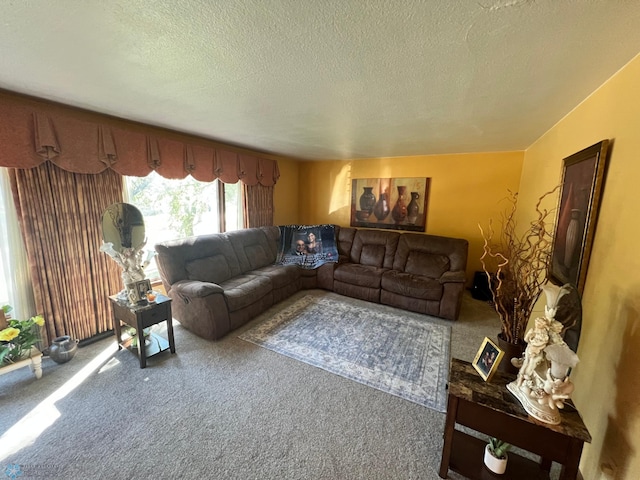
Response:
[484,444,508,475]
[47,335,79,364]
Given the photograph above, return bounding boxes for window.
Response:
[0,183,10,307]
[124,172,243,282]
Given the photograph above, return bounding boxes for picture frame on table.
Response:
[135,279,152,304]
[549,140,609,295]
[472,337,504,382]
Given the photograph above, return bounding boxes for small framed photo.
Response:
[472,337,504,382]
[135,279,152,303]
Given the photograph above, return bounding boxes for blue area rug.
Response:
[239,294,451,412]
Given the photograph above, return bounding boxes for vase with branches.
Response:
[479,188,559,351]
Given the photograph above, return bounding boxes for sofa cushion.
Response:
[155,233,241,286]
[392,233,468,277]
[334,263,385,288]
[380,290,441,317]
[220,274,273,311]
[251,264,301,289]
[185,254,232,284]
[334,281,381,303]
[337,227,356,257]
[245,243,272,269]
[225,229,276,273]
[350,230,399,269]
[381,270,443,300]
[360,244,386,267]
[405,251,450,278]
[259,226,281,258]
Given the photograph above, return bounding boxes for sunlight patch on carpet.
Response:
[239,294,451,412]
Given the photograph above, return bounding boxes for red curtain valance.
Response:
[0,90,280,185]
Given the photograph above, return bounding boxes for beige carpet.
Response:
[0,289,528,480]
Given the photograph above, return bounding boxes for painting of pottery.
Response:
[350,177,431,232]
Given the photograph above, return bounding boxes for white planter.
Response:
[484,444,508,475]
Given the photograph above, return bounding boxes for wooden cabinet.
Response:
[439,358,591,480]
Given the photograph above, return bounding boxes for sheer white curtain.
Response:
[0,168,35,320]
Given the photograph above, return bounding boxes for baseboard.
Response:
[78,330,114,347]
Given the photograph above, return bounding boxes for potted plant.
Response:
[0,312,45,365]
[484,437,511,474]
[479,188,558,372]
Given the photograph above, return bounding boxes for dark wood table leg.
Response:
[167,315,176,354]
[136,317,146,369]
[540,457,552,472]
[439,394,458,478]
[559,439,584,480]
[112,312,122,350]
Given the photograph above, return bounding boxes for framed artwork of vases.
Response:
[549,140,609,295]
[350,177,431,232]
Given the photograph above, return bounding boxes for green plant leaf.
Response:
[488,437,511,459]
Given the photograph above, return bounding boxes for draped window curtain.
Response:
[0,91,279,342]
[243,183,274,228]
[9,162,123,344]
[0,92,281,185]
[8,163,274,344]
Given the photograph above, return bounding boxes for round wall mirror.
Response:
[102,203,146,252]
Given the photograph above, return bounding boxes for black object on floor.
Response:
[470,271,493,301]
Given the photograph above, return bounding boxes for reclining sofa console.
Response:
[155,226,468,341]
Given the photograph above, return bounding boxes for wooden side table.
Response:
[439,358,591,480]
[108,293,176,368]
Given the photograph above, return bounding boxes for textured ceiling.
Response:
[1,1,640,161]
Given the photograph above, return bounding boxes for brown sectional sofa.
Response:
[155,225,468,341]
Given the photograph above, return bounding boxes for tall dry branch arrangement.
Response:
[479,187,559,344]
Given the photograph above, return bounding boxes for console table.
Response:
[108,293,176,368]
[439,358,591,480]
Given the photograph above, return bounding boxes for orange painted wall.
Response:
[272,157,300,225]
[273,52,640,480]
[519,53,640,480]
[281,152,523,282]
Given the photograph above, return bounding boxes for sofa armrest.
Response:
[439,271,466,284]
[169,280,230,340]
[172,279,224,298]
